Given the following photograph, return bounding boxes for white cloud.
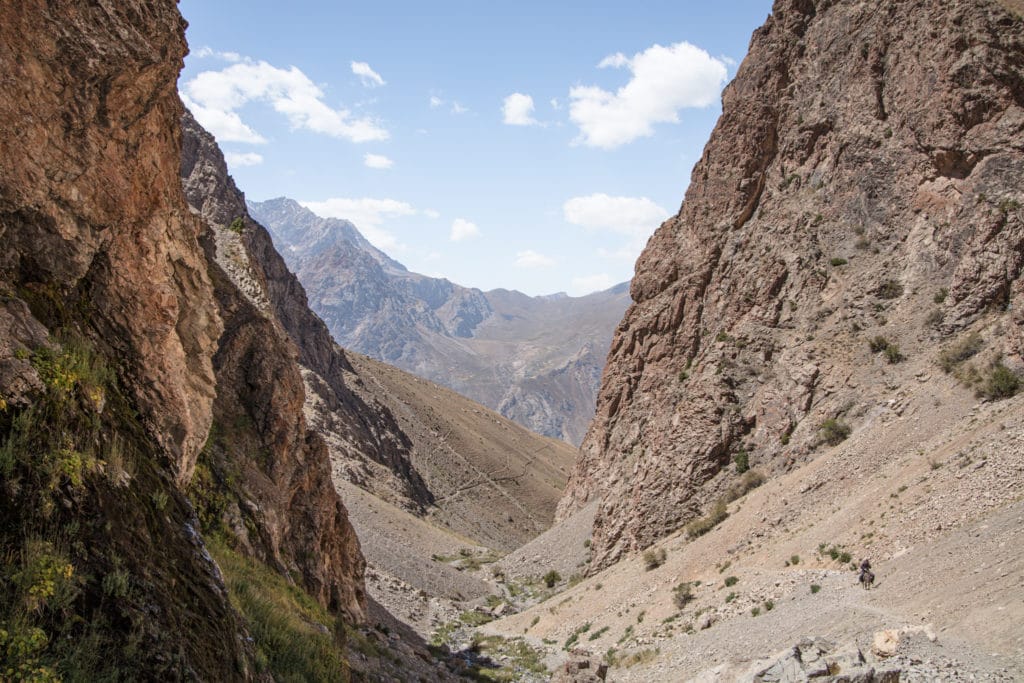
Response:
[451,102,468,114]
[193,46,243,63]
[182,60,389,144]
[351,61,386,87]
[430,95,444,108]
[502,92,538,126]
[423,209,441,219]
[363,153,393,170]
[450,218,480,242]
[570,273,615,295]
[514,250,556,268]
[563,193,670,236]
[300,197,417,250]
[550,97,561,110]
[224,151,264,167]
[182,94,267,143]
[569,41,728,148]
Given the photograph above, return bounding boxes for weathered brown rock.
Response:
[0,0,222,486]
[180,111,368,621]
[559,0,1024,570]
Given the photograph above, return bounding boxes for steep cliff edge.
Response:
[560,0,1024,570]
[0,1,368,678]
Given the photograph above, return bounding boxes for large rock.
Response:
[0,0,222,486]
[559,0,1024,570]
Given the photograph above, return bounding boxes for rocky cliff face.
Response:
[250,198,630,445]
[560,0,1024,570]
[0,0,252,677]
[0,1,370,677]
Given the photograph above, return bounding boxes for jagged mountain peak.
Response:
[250,197,631,444]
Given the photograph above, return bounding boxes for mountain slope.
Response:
[249,197,630,445]
[181,114,577,556]
[558,0,1024,571]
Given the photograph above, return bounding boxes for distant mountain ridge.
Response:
[249,197,630,445]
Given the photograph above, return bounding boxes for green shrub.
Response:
[810,584,821,594]
[588,625,610,641]
[686,500,728,538]
[724,576,739,588]
[672,582,694,609]
[228,216,245,234]
[830,257,848,267]
[642,548,667,571]
[819,419,851,446]
[979,362,1020,400]
[725,591,737,603]
[876,280,904,299]
[869,336,890,353]
[543,570,561,588]
[790,555,800,566]
[733,449,749,474]
[884,344,904,364]
[933,288,948,304]
[751,607,761,617]
[938,332,983,372]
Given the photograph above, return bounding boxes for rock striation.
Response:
[559,0,1024,570]
[249,197,630,445]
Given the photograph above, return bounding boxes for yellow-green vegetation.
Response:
[459,610,494,627]
[686,500,728,538]
[465,634,547,681]
[563,622,591,650]
[642,547,667,570]
[588,625,610,641]
[208,538,353,682]
[819,418,851,446]
[672,582,695,609]
[724,575,739,587]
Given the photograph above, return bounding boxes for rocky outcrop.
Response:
[182,112,431,517]
[560,0,1024,569]
[0,0,221,487]
[0,0,248,677]
[250,198,630,445]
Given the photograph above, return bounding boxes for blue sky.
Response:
[178,1,772,296]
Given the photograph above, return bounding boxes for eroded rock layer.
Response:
[560,0,1024,570]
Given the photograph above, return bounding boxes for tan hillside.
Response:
[343,350,577,552]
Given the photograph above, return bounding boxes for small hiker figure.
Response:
[859,558,874,589]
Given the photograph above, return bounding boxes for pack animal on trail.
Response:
[858,558,875,589]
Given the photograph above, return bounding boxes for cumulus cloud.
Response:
[181,60,389,144]
[224,151,264,167]
[569,41,728,148]
[363,153,393,170]
[502,93,538,126]
[563,193,670,236]
[351,61,386,87]
[450,101,469,114]
[514,250,556,268]
[430,95,444,108]
[570,273,615,296]
[300,197,417,250]
[450,218,480,242]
